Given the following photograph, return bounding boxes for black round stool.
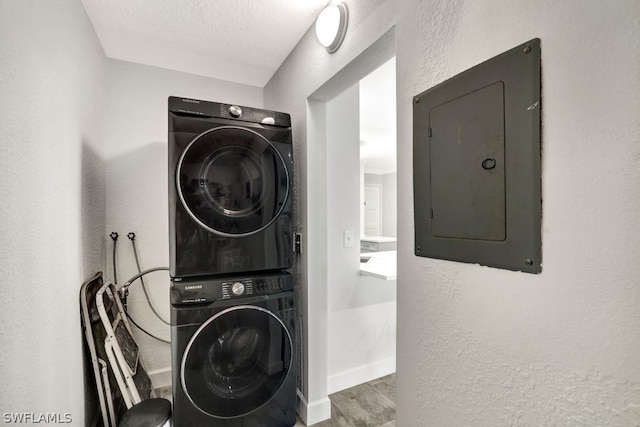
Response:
[119,398,172,427]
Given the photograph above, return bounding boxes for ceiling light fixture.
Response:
[315,3,348,53]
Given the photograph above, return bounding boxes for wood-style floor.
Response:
[296,374,396,427]
[157,373,397,427]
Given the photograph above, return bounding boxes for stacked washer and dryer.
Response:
[168,97,297,426]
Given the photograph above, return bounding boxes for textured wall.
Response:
[0,0,107,424]
[395,0,640,425]
[102,59,263,373]
[266,0,640,425]
[0,2,264,421]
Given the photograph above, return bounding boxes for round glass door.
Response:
[177,126,289,237]
[181,306,293,419]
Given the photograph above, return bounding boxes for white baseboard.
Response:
[327,357,396,395]
[148,366,172,389]
[297,389,331,426]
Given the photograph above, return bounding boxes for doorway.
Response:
[304,28,396,425]
[321,57,397,395]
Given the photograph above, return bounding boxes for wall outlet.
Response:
[343,230,354,248]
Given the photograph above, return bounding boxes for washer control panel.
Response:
[228,105,242,118]
[221,277,288,299]
[222,280,253,299]
[171,273,294,305]
[231,281,245,296]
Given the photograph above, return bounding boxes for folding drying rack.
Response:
[80,272,154,427]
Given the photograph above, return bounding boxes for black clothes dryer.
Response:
[168,97,293,279]
[170,272,297,427]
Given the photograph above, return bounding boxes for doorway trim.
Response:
[303,27,396,426]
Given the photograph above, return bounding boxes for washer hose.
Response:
[109,232,119,284]
[128,233,170,326]
[119,266,171,345]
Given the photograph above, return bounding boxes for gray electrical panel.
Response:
[413,38,541,273]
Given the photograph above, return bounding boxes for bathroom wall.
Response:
[0,0,107,424]
[102,59,263,374]
[265,0,640,425]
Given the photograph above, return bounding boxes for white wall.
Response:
[365,173,397,237]
[364,174,383,234]
[328,276,396,394]
[102,59,263,373]
[0,2,264,422]
[0,0,107,424]
[265,0,640,425]
[327,83,361,311]
[326,82,361,387]
[381,172,396,238]
[396,1,640,425]
[325,84,396,394]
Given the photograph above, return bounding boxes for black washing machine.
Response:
[168,97,293,279]
[170,272,297,426]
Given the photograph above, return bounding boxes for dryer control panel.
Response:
[171,273,294,305]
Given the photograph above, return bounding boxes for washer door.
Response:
[181,305,293,419]
[176,126,289,237]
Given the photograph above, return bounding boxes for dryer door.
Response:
[176,126,290,237]
[181,305,293,419]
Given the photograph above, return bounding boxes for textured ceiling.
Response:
[81,0,329,87]
[82,0,397,174]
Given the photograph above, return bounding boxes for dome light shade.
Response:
[315,3,348,53]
